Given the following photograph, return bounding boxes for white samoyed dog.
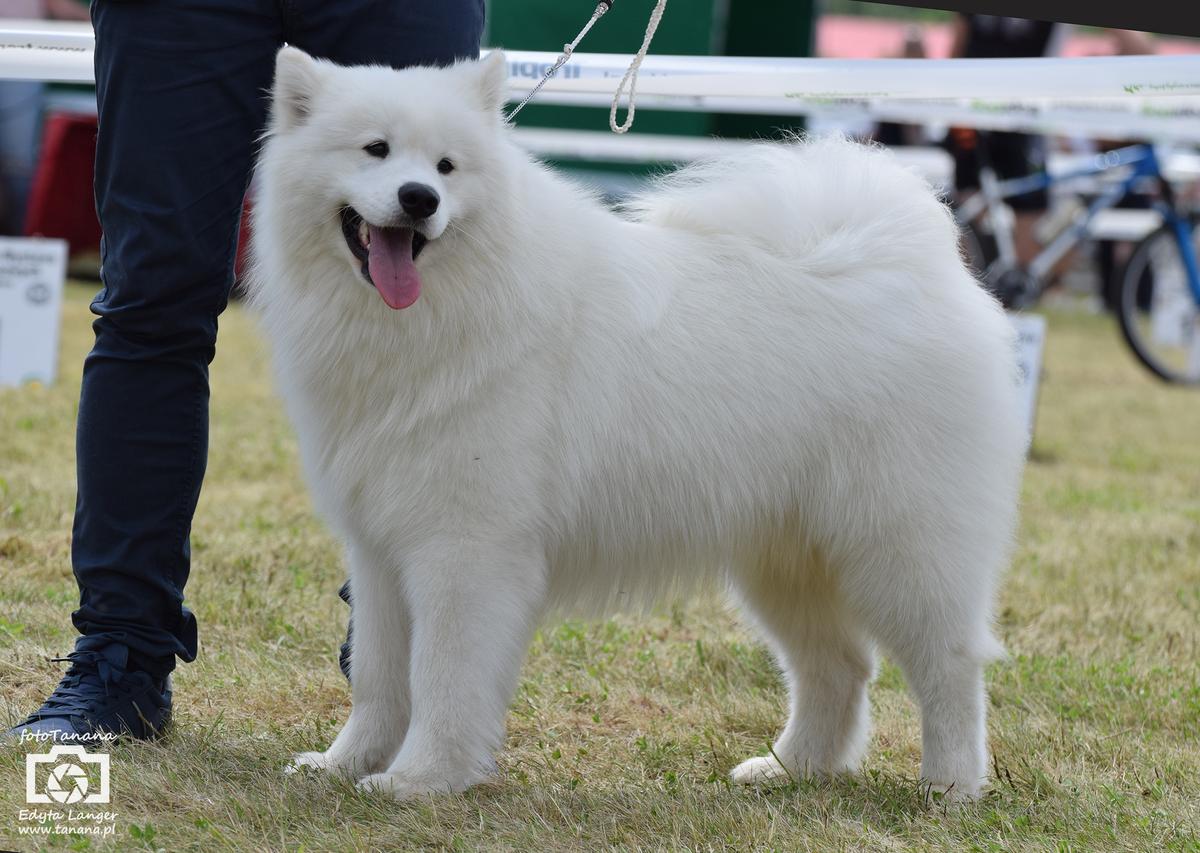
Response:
[250,47,1025,802]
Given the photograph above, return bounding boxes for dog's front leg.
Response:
[357,539,545,800]
[289,543,410,780]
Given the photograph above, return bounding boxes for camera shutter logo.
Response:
[25,744,111,805]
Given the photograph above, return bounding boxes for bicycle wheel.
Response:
[1115,219,1200,384]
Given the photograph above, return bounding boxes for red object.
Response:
[23,112,102,256]
[22,110,254,277]
[234,195,252,280]
[816,15,1200,60]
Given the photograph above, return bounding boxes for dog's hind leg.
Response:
[289,542,410,780]
[356,538,546,800]
[730,556,875,785]
[843,538,1003,802]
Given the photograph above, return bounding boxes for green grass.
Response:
[2,282,1199,851]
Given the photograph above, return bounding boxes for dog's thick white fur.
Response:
[250,48,1025,802]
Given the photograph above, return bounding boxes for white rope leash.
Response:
[506,0,670,133]
[506,0,613,122]
[609,0,668,133]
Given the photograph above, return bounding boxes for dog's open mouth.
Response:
[340,206,429,310]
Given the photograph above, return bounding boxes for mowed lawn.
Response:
[2,281,1199,852]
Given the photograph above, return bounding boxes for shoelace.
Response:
[29,647,131,719]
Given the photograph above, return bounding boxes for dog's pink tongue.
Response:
[368,226,421,309]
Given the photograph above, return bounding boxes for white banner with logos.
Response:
[0,237,67,387]
[2,21,1199,140]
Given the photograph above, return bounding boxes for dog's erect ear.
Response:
[272,46,326,131]
[476,50,508,115]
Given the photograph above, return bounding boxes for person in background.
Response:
[7,0,485,743]
[873,26,928,149]
[0,0,90,235]
[944,15,1066,269]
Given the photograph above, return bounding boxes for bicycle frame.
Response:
[956,144,1200,304]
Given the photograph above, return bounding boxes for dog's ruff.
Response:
[251,49,1025,802]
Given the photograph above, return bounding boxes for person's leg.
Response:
[993,132,1048,271]
[287,0,485,69]
[11,0,283,740]
[72,0,284,676]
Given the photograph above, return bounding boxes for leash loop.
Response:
[609,0,667,133]
[506,0,668,134]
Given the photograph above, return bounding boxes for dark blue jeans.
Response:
[73,0,484,676]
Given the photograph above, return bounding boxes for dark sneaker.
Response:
[6,644,172,744]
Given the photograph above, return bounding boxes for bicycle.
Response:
[954,140,1200,385]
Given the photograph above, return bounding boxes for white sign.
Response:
[1009,312,1047,443]
[0,236,66,386]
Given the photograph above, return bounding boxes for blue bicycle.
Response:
[955,142,1200,384]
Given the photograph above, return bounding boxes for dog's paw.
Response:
[285,750,335,777]
[286,750,334,774]
[285,750,366,779]
[355,770,457,801]
[922,778,983,807]
[730,755,793,785]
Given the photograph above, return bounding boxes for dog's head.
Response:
[261,48,510,309]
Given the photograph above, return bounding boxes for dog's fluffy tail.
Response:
[624,135,960,278]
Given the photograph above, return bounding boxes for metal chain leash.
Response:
[506,0,615,122]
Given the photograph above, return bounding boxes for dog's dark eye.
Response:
[363,141,389,159]
[437,158,455,175]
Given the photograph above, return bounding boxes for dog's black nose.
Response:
[398,182,439,220]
